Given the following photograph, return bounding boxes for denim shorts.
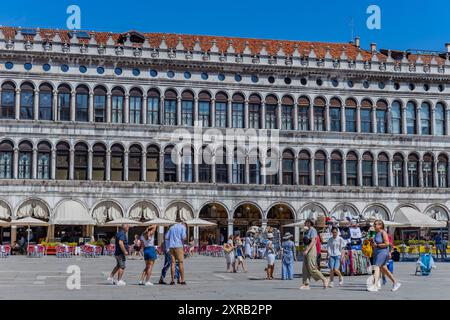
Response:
[144,246,157,261]
[328,255,341,270]
[115,254,126,269]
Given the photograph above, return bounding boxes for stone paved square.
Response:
[0,255,449,300]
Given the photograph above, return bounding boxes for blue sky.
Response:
[0,0,449,52]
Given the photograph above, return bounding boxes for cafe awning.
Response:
[53,200,95,225]
[11,217,49,227]
[394,207,447,228]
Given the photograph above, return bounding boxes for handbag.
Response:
[223,244,233,254]
[303,236,311,246]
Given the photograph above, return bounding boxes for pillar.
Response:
[261,102,266,129]
[124,94,130,124]
[70,91,76,122]
[403,159,409,187]
[13,148,19,179]
[106,150,111,181]
[32,148,37,179]
[33,90,39,121]
[341,105,346,132]
[261,218,268,230]
[194,97,199,126]
[373,157,378,187]
[244,100,249,129]
[227,99,232,128]
[227,219,234,238]
[53,90,58,121]
[325,104,330,131]
[416,106,422,135]
[88,149,93,181]
[51,149,56,180]
[15,88,20,120]
[245,155,250,184]
[326,157,331,186]
[358,156,363,186]
[194,150,199,183]
[388,159,394,187]
[160,97,165,125]
[342,158,347,186]
[227,153,233,184]
[141,151,147,182]
[124,151,129,181]
[261,155,267,185]
[310,157,315,186]
[106,93,112,123]
[294,157,299,185]
[402,106,407,135]
[419,160,424,188]
[142,95,148,125]
[433,160,439,188]
[69,148,75,180]
[356,106,361,133]
[177,97,182,126]
[431,107,436,136]
[372,107,377,133]
[446,107,450,136]
[294,226,300,246]
[194,226,199,247]
[309,104,314,131]
[277,102,282,130]
[210,98,216,127]
[387,107,392,134]
[159,151,165,182]
[293,104,299,130]
[88,92,94,123]
[278,156,283,185]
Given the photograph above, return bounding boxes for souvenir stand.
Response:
[340,220,370,276]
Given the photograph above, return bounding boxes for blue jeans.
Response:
[161,251,179,280]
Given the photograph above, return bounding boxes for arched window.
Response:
[299,150,310,185]
[20,82,34,120]
[330,98,341,132]
[232,93,245,128]
[376,100,388,133]
[408,154,419,187]
[298,96,310,131]
[18,141,32,179]
[56,142,70,180]
[37,141,51,179]
[345,98,357,132]
[0,141,13,178]
[282,150,294,185]
[362,152,373,186]
[146,145,159,182]
[215,92,228,128]
[128,144,142,181]
[421,102,431,135]
[281,96,294,130]
[331,151,343,186]
[249,149,261,184]
[215,147,228,183]
[181,146,194,182]
[346,152,358,186]
[249,94,261,129]
[92,143,106,181]
[1,82,15,119]
[391,101,402,134]
[313,97,326,131]
[393,153,404,187]
[314,151,326,186]
[111,87,124,123]
[39,83,53,121]
[181,90,194,126]
[164,146,177,182]
[232,148,245,184]
[111,144,124,181]
[74,143,88,180]
[147,89,160,125]
[265,95,278,129]
[57,84,71,121]
[435,103,446,136]
[378,153,389,187]
[438,154,448,188]
[406,101,417,134]
[199,91,211,127]
[422,153,433,188]
[164,90,177,126]
[266,149,279,185]
[94,86,107,123]
[361,99,372,133]
[129,88,142,124]
[75,85,89,122]
[199,146,212,183]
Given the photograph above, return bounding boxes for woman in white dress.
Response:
[265,233,276,280]
[224,235,236,273]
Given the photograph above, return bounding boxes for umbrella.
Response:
[0,220,10,227]
[283,221,305,227]
[104,218,142,227]
[185,218,217,227]
[141,218,177,227]
[10,217,49,252]
[394,207,447,228]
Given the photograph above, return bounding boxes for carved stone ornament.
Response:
[43,42,52,52]
[202,52,210,61]
[150,49,159,58]
[333,59,340,68]
[185,51,193,60]
[115,46,124,56]
[394,63,401,72]
[133,47,142,57]
[62,43,70,53]
[268,56,277,65]
[80,44,88,54]
[252,55,260,64]
[235,54,243,63]
[219,53,226,62]
[5,40,14,50]
[97,45,106,55]
[364,61,371,70]
[316,59,324,67]
[409,64,416,72]
[300,57,308,66]
[24,40,33,51]
[379,62,386,71]
[285,57,292,66]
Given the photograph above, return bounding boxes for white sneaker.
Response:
[116,280,126,286]
[367,285,378,292]
[138,280,144,286]
[377,279,382,290]
[328,282,334,288]
[392,282,402,292]
[339,277,344,286]
[107,277,116,285]
[144,282,154,286]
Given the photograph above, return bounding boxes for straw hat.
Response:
[283,232,293,240]
[267,233,274,239]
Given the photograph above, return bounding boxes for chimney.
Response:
[370,43,377,53]
[355,36,360,48]
[445,43,450,53]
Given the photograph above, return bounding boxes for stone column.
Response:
[261,102,266,129]
[402,106,407,134]
[418,160,424,188]
[51,149,56,180]
[388,159,394,187]
[124,151,129,181]
[446,107,450,136]
[278,156,283,185]
[33,90,39,120]
[159,151,165,182]
[341,105,346,132]
[15,88,20,120]
[227,153,233,184]
[326,157,331,186]
[227,219,234,238]
[403,159,409,187]
[13,148,19,179]
[277,102,282,130]
[310,157,315,186]
[416,106,422,135]
[356,106,361,133]
[325,104,330,131]
[245,155,250,184]
[210,99,216,128]
[124,94,130,124]
[70,91,76,122]
[176,151,182,182]
[160,97,165,125]
[293,104,299,131]
[294,226,300,246]
[88,92,94,123]
[433,160,439,188]
[342,158,347,186]
[142,95,148,125]
[211,153,217,184]
[358,156,363,186]
[227,99,232,128]
[261,155,267,185]
[106,93,112,123]
[32,148,38,179]
[194,97,199,126]
[294,157,299,185]
[373,157,378,187]
[372,106,377,133]
[52,90,58,121]
[177,97,182,126]
[141,151,147,182]
[88,149,93,181]
[106,150,111,181]
[431,107,436,136]
[244,100,249,129]
[309,104,314,131]
[69,148,75,180]
[194,150,199,183]
[261,218,268,230]
[387,107,392,134]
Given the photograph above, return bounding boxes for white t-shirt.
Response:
[140,234,154,247]
[349,227,362,239]
[327,236,346,256]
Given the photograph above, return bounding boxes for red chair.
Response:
[27,245,36,257]
[37,245,45,257]
[4,245,10,257]
[67,246,75,256]
[94,246,103,257]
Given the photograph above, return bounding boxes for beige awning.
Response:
[283,221,305,227]
[53,200,95,225]
[185,218,217,227]
[0,220,10,227]
[104,218,142,227]
[141,218,177,227]
[11,217,49,227]
[394,207,447,228]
